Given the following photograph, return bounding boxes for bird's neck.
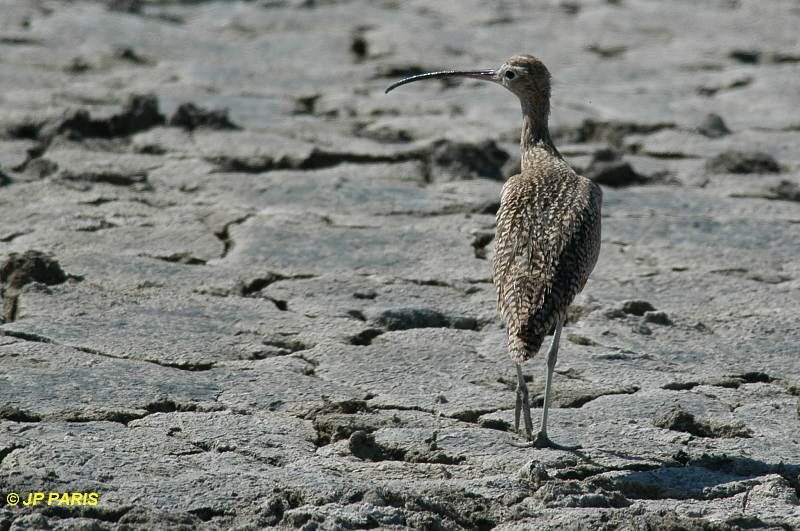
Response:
[520,101,561,169]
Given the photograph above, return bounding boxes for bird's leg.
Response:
[513,363,533,440]
[537,318,560,442]
[531,318,580,450]
[509,320,580,450]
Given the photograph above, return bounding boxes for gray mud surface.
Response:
[1,1,799,529]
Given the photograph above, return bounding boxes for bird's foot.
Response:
[508,438,533,448]
[532,431,581,450]
[509,431,581,450]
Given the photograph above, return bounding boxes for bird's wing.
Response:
[493,172,602,345]
[492,174,546,337]
[526,178,602,333]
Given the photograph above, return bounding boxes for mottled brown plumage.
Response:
[492,56,602,369]
[496,156,602,363]
[386,54,602,447]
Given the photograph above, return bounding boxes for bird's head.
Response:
[385,54,551,107]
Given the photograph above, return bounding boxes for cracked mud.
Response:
[1,1,799,530]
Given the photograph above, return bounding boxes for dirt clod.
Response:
[169,103,239,131]
[706,151,780,174]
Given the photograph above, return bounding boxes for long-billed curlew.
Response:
[386,55,602,448]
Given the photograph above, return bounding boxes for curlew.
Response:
[386,55,602,448]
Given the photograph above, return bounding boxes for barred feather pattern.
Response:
[493,147,602,364]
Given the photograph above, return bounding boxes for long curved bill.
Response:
[385,69,497,93]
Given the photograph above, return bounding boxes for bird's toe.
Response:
[531,432,580,450]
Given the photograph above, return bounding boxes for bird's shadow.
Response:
[564,446,800,500]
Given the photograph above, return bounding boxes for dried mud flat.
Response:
[1,1,799,530]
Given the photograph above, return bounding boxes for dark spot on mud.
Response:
[553,119,673,148]
[349,328,383,346]
[566,333,598,346]
[558,386,639,408]
[644,311,673,326]
[108,0,143,13]
[662,382,699,391]
[259,338,311,357]
[729,49,760,64]
[621,300,656,316]
[1,250,67,289]
[350,34,368,60]
[20,158,59,179]
[353,289,377,300]
[560,2,581,16]
[189,507,228,522]
[478,417,510,431]
[586,158,649,187]
[6,121,43,140]
[729,49,800,65]
[143,253,205,266]
[62,170,150,189]
[697,113,731,138]
[706,151,780,174]
[653,406,752,438]
[269,298,288,311]
[604,308,627,319]
[114,46,150,65]
[46,94,165,141]
[374,308,478,331]
[311,402,374,446]
[239,274,285,296]
[348,430,464,465]
[565,301,598,325]
[450,408,499,423]
[768,180,800,202]
[292,94,320,116]
[697,75,752,96]
[375,308,449,330]
[207,155,277,174]
[736,372,774,384]
[471,232,494,259]
[307,399,370,420]
[349,430,404,461]
[586,44,627,59]
[428,139,509,181]
[345,309,366,321]
[300,148,407,170]
[471,200,500,215]
[64,56,91,74]
[169,103,239,131]
[0,406,42,423]
[356,124,413,144]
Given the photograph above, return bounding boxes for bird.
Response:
[386,55,602,448]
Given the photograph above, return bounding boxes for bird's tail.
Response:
[508,335,527,364]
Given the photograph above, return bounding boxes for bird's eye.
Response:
[504,71,516,80]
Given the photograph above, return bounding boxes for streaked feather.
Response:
[493,148,602,363]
